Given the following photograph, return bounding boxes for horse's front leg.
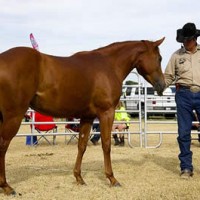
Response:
[73,119,93,185]
[100,110,121,186]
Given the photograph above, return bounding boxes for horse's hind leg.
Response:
[0,142,15,195]
[0,114,23,195]
[73,119,92,185]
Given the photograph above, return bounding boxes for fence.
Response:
[143,82,177,148]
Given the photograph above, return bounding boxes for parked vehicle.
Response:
[124,85,176,118]
[147,87,176,118]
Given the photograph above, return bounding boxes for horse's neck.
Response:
[96,41,146,82]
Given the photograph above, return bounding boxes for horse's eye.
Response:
[159,56,162,62]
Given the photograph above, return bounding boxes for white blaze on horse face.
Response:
[81,134,84,138]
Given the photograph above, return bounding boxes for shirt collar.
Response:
[181,44,200,53]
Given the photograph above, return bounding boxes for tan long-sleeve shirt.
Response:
[164,45,200,88]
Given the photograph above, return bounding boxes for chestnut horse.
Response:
[0,38,165,195]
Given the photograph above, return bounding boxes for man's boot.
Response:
[119,136,125,146]
[113,134,120,145]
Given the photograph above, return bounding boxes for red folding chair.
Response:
[31,112,57,145]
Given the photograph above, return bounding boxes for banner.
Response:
[30,33,39,51]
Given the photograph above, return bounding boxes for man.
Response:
[90,118,101,145]
[164,22,200,178]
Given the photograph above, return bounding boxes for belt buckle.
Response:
[190,86,200,93]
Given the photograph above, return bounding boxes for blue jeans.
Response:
[91,123,101,141]
[176,88,200,171]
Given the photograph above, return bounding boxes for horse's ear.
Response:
[153,37,165,47]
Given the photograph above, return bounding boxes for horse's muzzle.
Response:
[154,81,166,96]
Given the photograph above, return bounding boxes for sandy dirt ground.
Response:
[1,120,200,200]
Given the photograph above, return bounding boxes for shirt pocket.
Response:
[176,57,190,75]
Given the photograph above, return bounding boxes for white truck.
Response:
[124,86,176,118]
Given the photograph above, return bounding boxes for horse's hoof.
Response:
[111,182,121,187]
[76,179,87,186]
[11,190,17,196]
[4,189,16,196]
[77,182,87,186]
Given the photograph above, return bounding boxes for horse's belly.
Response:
[30,92,92,118]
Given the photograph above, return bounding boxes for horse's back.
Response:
[0,47,121,118]
[31,51,121,117]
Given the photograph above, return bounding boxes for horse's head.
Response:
[136,38,166,95]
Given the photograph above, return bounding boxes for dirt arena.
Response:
[1,120,200,200]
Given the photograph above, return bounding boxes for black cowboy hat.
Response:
[176,22,200,43]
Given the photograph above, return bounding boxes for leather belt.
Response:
[176,84,200,93]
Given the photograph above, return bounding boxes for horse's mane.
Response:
[141,40,160,53]
[94,41,139,52]
[71,41,139,56]
[72,40,160,57]
[94,39,160,53]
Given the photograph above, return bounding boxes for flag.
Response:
[30,33,39,51]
